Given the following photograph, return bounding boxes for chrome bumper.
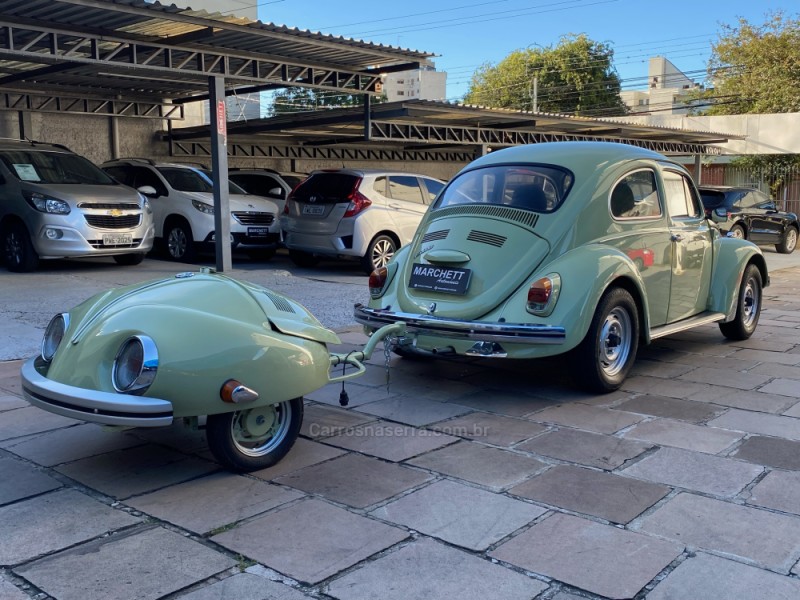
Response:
[353,304,566,345]
[21,357,173,427]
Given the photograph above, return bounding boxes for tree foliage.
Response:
[463,34,626,116]
[695,12,800,115]
[269,87,385,115]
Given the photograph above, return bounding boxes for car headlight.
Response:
[140,193,153,214]
[192,199,214,214]
[25,192,71,214]
[41,313,69,362]
[112,336,158,395]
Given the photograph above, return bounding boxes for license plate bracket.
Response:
[409,263,471,295]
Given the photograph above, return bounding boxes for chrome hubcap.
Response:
[598,307,632,377]
[786,229,797,252]
[230,402,291,457]
[742,276,759,328]
[730,227,744,239]
[372,239,395,268]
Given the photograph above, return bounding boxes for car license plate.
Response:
[247,227,270,238]
[302,205,325,216]
[102,233,132,246]
[409,263,471,295]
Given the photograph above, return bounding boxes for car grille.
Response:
[78,203,141,210]
[467,230,507,248]
[422,229,449,243]
[88,238,143,249]
[233,212,275,225]
[84,215,142,229]
[264,291,296,313]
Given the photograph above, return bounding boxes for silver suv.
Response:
[102,159,281,262]
[280,169,445,273]
[0,140,154,272]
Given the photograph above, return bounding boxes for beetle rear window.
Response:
[433,165,572,213]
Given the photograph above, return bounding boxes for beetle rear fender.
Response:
[528,244,650,350]
[709,239,769,320]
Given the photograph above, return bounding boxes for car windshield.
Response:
[158,167,213,192]
[200,169,248,195]
[0,150,116,185]
[433,164,573,213]
[699,190,727,209]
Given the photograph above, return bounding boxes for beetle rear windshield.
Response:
[433,165,573,213]
[0,150,116,185]
[699,190,727,209]
[292,173,359,203]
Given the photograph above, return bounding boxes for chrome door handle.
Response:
[671,234,684,242]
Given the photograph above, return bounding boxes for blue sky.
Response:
[256,0,794,101]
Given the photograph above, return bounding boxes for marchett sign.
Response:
[409,263,472,295]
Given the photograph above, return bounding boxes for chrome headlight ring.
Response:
[41,313,70,362]
[112,335,158,395]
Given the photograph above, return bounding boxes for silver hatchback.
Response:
[0,140,154,272]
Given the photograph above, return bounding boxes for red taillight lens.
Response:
[343,187,372,218]
[369,267,388,298]
[528,279,553,305]
[526,274,561,316]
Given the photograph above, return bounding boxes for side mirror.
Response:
[268,186,285,199]
[137,185,158,198]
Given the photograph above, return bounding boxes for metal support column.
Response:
[18,111,32,140]
[209,75,232,272]
[363,95,371,141]
[693,154,702,186]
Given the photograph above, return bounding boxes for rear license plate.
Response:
[302,205,325,216]
[409,263,471,295]
[247,227,270,238]
[102,233,132,246]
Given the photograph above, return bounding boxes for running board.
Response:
[649,312,726,340]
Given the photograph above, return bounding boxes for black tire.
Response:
[164,219,196,262]
[206,398,303,472]
[775,226,797,254]
[289,249,320,268]
[719,263,762,340]
[729,223,746,240]
[2,221,39,272]
[112,253,145,266]
[361,234,397,274]
[573,287,639,393]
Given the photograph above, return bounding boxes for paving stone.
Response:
[649,552,800,600]
[249,437,347,480]
[0,574,28,600]
[177,573,313,600]
[732,338,798,352]
[126,421,210,453]
[407,441,545,490]
[0,394,27,411]
[708,409,800,441]
[509,465,669,524]
[127,471,303,534]
[706,389,797,413]
[752,362,800,380]
[630,360,696,378]
[760,378,800,398]
[0,489,140,564]
[323,421,458,462]
[371,479,546,550]
[327,537,547,600]
[621,446,761,497]
[395,378,481,402]
[2,423,144,466]
[614,395,724,423]
[667,352,762,371]
[306,381,400,408]
[300,404,376,439]
[491,512,682,599]
[527,403,644,434]
[275,453,431,509]
[623,419,742,454]
[550,592,587,600]
[0,406,76,441]
[354,395,473,426]
[444,389,556,417]
[0,455,61,505]
[732,436,800,470]
[516,428,652,469]
[637,492,800,573]
[678,366,772,389]
[212,498,408,584]
[56,444,218,500]
[783,401,800,418]
[16,525,235,600]
[622,375,729,401]
[429,412,548,446]
[729,349,800,366]
[745,470,800,515]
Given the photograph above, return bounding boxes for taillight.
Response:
[344,184,372,218]
[526,274,561,316]
[368,267,388,298]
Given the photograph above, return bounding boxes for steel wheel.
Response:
[206,398,303,472]
[598,306,633,378]
[720,264,762,340]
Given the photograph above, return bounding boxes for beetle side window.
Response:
[611,170,660,219]
[663,171,702,218]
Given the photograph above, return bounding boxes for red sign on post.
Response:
[216,100,226,137]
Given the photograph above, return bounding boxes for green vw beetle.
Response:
[355,142,769,392]
[21,269,403,472]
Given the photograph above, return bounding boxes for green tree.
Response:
[694,12,800,114]
[463,34,626,116]
[269,87,385,115]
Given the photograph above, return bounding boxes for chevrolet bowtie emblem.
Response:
[108,209,123,217]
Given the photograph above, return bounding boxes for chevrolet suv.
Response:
[0,140,154,272]
[102,159,281,262]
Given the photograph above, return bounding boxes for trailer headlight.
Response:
[112,335,158,395]
[41,313,69,362]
